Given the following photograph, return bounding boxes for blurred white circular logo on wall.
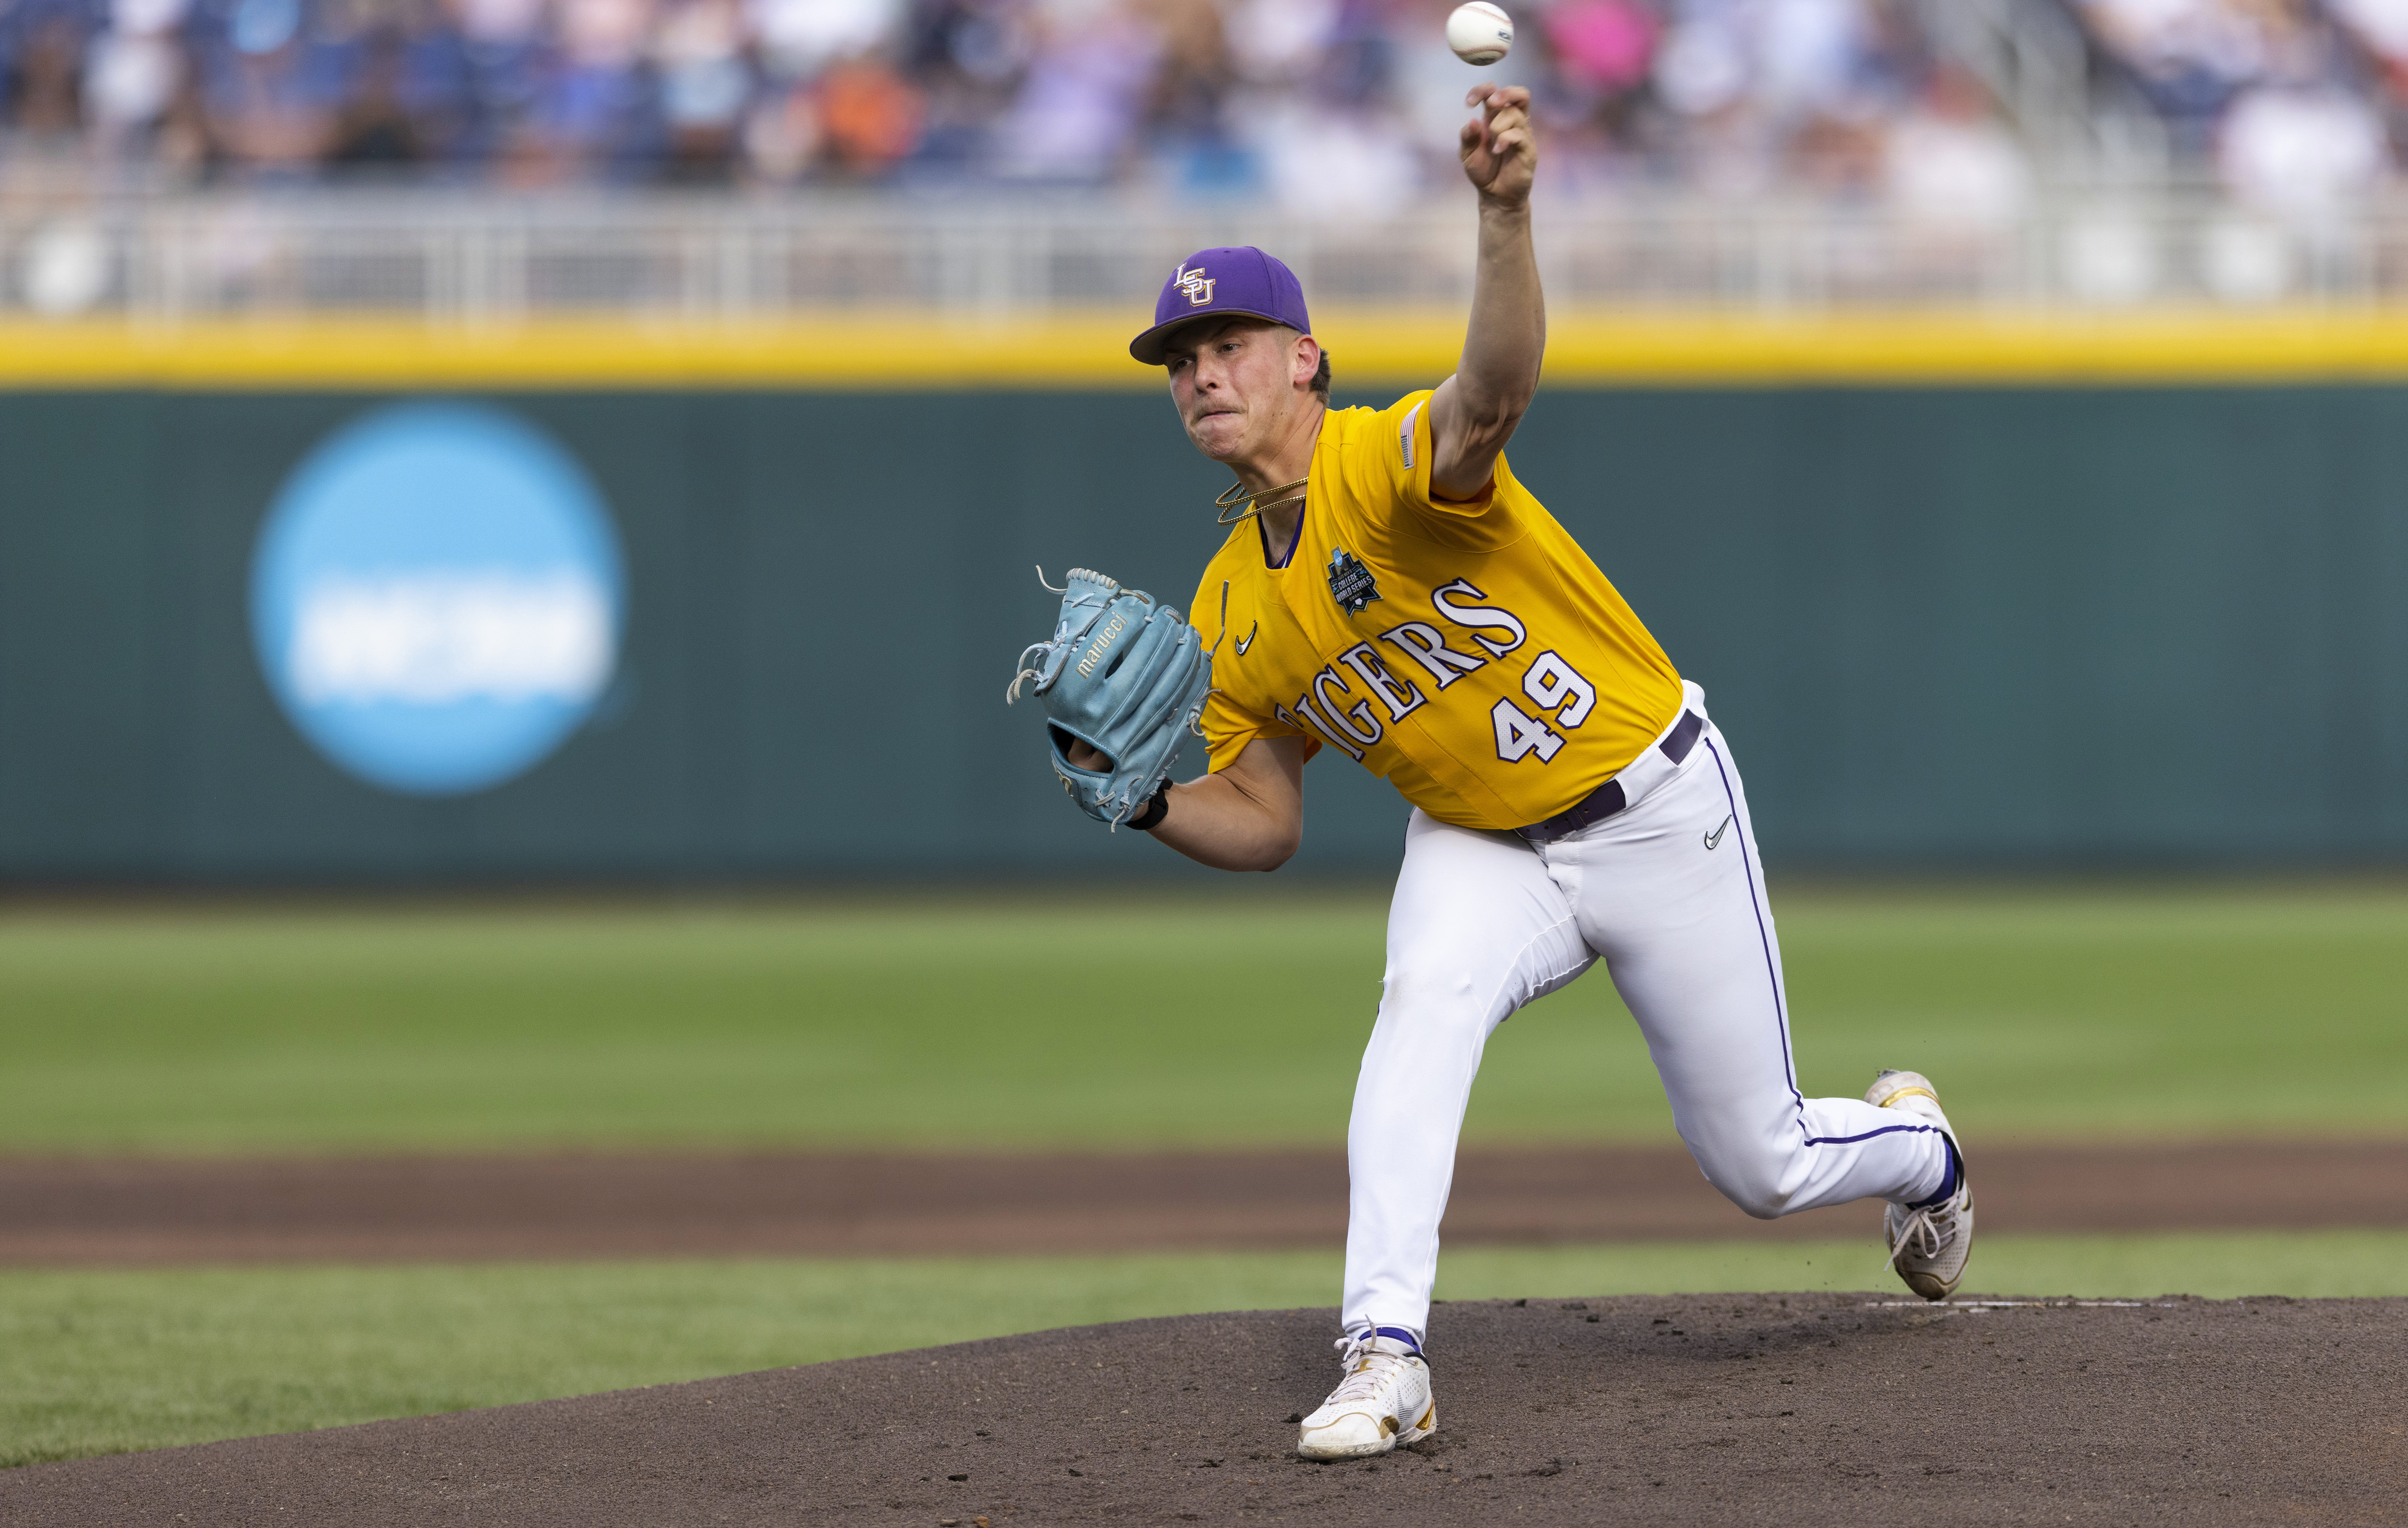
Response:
[250,402,625,797]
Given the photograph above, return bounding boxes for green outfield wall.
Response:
[1,383,2403,881]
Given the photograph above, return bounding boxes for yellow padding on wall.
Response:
[9,309,2408,388]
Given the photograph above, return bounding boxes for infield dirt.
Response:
[6,1140,2404,1264]
[3,1293,2396,1525]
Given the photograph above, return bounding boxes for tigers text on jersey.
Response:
[1192,391,1685,833]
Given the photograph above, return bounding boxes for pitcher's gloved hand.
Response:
[1006,567,1213,828]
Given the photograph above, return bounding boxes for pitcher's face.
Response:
[1164,318,1314,463]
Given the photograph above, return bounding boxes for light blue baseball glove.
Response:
[1006,567,1213,828]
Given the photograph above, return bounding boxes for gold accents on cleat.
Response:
[1869,1081,1938,1109]
[1868,1068,1974,1302]
[1297,1332,1437,1460]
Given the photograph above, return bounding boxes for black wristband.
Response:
[1128,783,1171,832]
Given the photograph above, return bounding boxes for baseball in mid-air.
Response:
[1446,1,1513,65]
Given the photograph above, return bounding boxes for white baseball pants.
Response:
[1341,683,1955,1343]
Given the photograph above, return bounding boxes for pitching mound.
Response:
[2,1293,2398,1525]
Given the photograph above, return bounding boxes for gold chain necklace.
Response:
[1214,477,1309,527]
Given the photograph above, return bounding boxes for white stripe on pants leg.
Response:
[1339,703,1953,1343]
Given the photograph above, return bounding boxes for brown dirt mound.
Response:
[6,1140,2403,1264]
[2,1293,2398,1525]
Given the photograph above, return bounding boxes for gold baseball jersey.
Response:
[1192,391,1684,831]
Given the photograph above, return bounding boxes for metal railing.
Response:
[4,188,2405,319]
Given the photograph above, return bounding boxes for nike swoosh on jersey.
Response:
[1704,815,1732,850]
[1235,621,1257,655]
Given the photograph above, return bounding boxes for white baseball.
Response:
[1446,1,1512,65]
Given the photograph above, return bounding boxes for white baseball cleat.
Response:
[1296,1327,1436,1460]
[1867,1069,1974,1301]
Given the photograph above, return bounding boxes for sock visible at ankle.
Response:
[1904,1133,1963,1211]
[1356,1324,1425,1357]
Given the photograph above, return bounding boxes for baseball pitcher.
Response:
[1010,85,1973,1462]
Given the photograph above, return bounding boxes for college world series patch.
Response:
[1327,547,1382,616]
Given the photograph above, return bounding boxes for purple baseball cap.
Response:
[1128,247,1312,365]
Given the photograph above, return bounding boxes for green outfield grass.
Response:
[0,884,2403,1153]
[4,1230,2401,1469]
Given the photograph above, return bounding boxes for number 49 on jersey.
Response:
[1492,650,1595,763]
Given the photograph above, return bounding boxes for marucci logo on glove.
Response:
[1075,613,1129,677]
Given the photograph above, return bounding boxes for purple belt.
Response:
[1515,710,1704,844]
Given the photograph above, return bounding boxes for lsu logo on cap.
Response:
[1174,263,1216,306]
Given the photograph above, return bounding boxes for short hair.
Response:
[1267,323,1332,398]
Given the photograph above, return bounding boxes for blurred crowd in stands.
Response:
[2087,0,2408,213]
[0,0,2403,213]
